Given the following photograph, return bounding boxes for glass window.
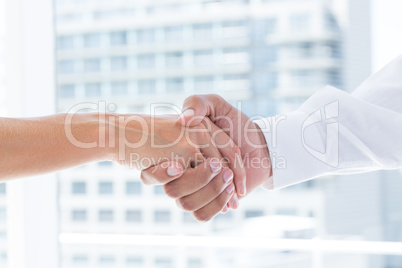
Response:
[222,20,248,38]
[71,209,87,221]
[137,54,155,69]
[99,182,113,195]
[111,81,128,96]
[126,256,144,266]
[57,35,74,50]
[266,18,277,35]
[166,78,183,93]
[154,258,173,268]
[84,33,101,48]
[99,209,114,222]
[111,56,127,71]
[154,185,164,195]
[85,83,101,97]
[165,52,183,68]
[126,210,142,223]
[222,48,249,64]
[0,207,6,222]
[84,58,101,72]
[59,84,75,98]
[276,208,298,216]
[58,60,75,74]
[187,258,203,268]
[72,182,86,195]
[222,74,250,91]
[193,50,213,66]
[0,183,6,195]
[138,79,156,94]
[99,255,115,264]
[154,210,171,223]
[194,76,214,92]
[72,255,88,264]
[290,14,311,32]
[164,26,183,42]
[98,161,113,167]
[137,29,155,44]
[126,181,142,195]
[291,70,315,87]
[193,23,213,40]
[110,31,127,46]
[327,70,342,87]
[245,210,264,218]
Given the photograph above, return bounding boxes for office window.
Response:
[188,258,203,268]
[98,161,113,167]
[110,56,127,71]
[72,182,86,195]
[58,60,75,74]
[126,181,142,195]
[323,41,341,58]
[126,210,142,223]
[194,50,213,66]
[0,207,6,222]
[110,31,127,46]
[138,79,156,95]
[165,52,183,68]
[193,23,213,40]
[194,76,214,92]
[84,33,101,48]
[290,14,311,32]
[137,54,155,69]
[85,83,101,97]
[137,29,155,44]
[166,78,183,93]
[59,84,75,98]
[222,48,249,64]
[99,209,114,222]
[277,208,298,216]
[99,182,113,195]
[164,26,183,42]
[222,20,248,38]
[111,81,128,96]
[84,58,101,72]
[183,212,197,223]
[71,209,87,221]
[245,210,264,218]
[154,210,171,223]
[0,183,6,195]
[99,255,115,264]
[154,185,164,195]
[291,70,315,87]
[290,43,314,59]
[266,18,277,35]
[0,232,6,239]
[57,35,74,50]
[327,70,342,87]
[72,255,88,264]
[222,74,250,91]
[126,256,144,266]
[155,258,173,268]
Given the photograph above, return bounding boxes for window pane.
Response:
[137,54,155,69]
[194,76,214,92]
[126,256,144,266]
[0,184,5,195]
[110,31,127,46]
[290,14,311,32]
[126,181,141,195]
[166,78,183,93]
[165,26,183,42]
[71,209,87,221]
[73,255,88,264]
[194,50,213,66]
[0,207,6,222]
[111,81,128,96]
[59,84,75,98]
[99,182,113,195]
[99,209,114,222]
[58,60,75,74]
[137,29,155,44]
[72,182,86,195]
[165,52,183,68]
[154,185,164,195]
[244,210,264,218]
[111,56,127,71]
[57,35,74,50]
[84,58,101,72]
[154,210,171,223]
[99,255,115,264]
[84,33,101,48]
[193,23,213,40]
[85,83,101,97]
[155,258,173,268]
[126,210,142,223]
[138,79,156,94]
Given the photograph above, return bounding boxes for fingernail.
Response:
[221,205,228,214]
[209,159,222,173]
[232,195,239,209]
[239,183,247,196]
[223,170,233,183]
[225,184,235,194]
[180,109,195,118]
[167,164,183,176]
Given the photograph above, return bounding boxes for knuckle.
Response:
[192,211,211,222]
[176,197,195,212]
[163,183,179,199]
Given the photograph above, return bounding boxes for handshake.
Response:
[112,94,272,221]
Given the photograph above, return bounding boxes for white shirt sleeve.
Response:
[254,55,402,189]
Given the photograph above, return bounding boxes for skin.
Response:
[141,94,273,221]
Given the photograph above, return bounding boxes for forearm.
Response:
[0,113,115,181]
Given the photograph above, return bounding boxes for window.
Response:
[194,76,214,92]
[154,185,164,195]
[164,26,183,42]
[290,43,314,59]
[99,255,115,264]
[165,52,183,68]
[71,209,87,221]
[166,78,183,93]
[290,14,311,32]
[138,79,156,94]
[154,210,171,223]
[154,258,173,268]
[222,20,248,38]
[111,56,127,71]
[99,209,114,222]
[137,54,155,69]
[58,60,75,74]
[222,74,250,91]
[0,207,6,222]
[126,181,142,195]
[183,212,197,224]
[110,31,127,46]
[193,50,213,66]
[126,256,144,266]
[245,210,264,218]
[111,81,128,96]
[327,70,342,87]
[85,83,101,97]
[84,58,101,72]
[99,182,113,195]
[84,33,101,48]
[98,161,113,167]
[72,182,86,195]
[193,23,213,40]
[59,84,75,98]
[266,18,277,35]
[72,254,88,264]
[276,208,298,216]
[126,210,142,223]
[187,258,203,268]
[0,183,6,195]
[137,29,155,44]
[291,70,315,87]
[222,48,249,64]
[57,35,74,50]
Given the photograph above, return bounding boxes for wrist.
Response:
[253,122,272,178]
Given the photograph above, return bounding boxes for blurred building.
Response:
[52,0,400,268]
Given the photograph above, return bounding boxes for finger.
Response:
[163,158,222,199]
[191,183,235,222]
[140,161,184,186]
[176,168,234,212]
